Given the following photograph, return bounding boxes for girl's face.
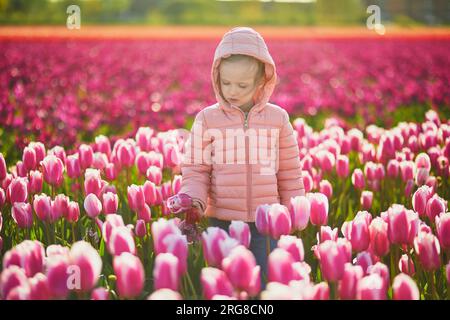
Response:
[219,60,263,109]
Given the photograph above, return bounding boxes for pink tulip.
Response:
[229,221,251,248]
[277,235,304,262]
[146,165,162,185]
[159,233,188,274]
[78,144,94,170]
[268,248,297,285]
[142,180,157,206]
[342,212,371,252]
[222,245,260,296]
[28,273,51,300]
[12,202,33,228]
[289,195,310,232]
[412,185,434,217]
[357,273,386,300]
[135,127,154,152]
[23,146,37,171]
[393,274,419,300]
[301,170,313,193]
[161,181,174,200]
[53,194,69,221]
[153,253,180,291]
[415,168,429,186]
[387,159,400,178]
[172,175,182,195]
[387,204,419,246]
[319,180,333,199]
[46,254,71,298]
[33,194,53,222]
[307,193,329,226]
[0,265,28,299]
[351,168,365,190]
[7,177,28,204]
[336,155,349,178]
[316,150,335,172]
[14,240,45,277]
[105,163,117,181]
[268,204,292,239]
[148,150,163,168]
[398,254,415,276]
[360,190,373,210]
[102,192,118,214]
[368,217,390,257]
[114,252,145,298]
[135,219,147,238]
[163,143,181,168]
[317,226,338,244]
[15,161,27,178]
[69,241,102,292]
[108,226,136,256]
[94,135,111,158]
[413,231,441,271]
[399,161,415,182]
[201,267,234,300]
[41,155,64,187]
[127,184,146,211]
[136,152,151,176]
[338,263,364,300]
[151,218,182,255]
[436,212,450,249]
[101,214,125,243]
[148,288,182,300]
[201,227,230,267]
[0,187,5,207]
[29,170,43,194]
[0,153,6,181]
[255,204,271,236]
[117,142,136,168]
[84,168,105,198]
[317,240,349,282]
[66,154,82,179]
[83,193,102,218]
[426,194,447,221]
[91,287,110,300]
[66,201,80,223]
[354,251,373,274]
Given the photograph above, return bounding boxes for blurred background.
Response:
[0,0,449,26]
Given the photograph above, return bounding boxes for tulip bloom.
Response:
[222,245,261,296]
[307,193,329,226]
[255,204,271,236]
[267,204,292,239]
[29,170,43,194]
[12,202,33,229]
[102,192,118,214]
[338,263,364,300]
[23,146,37,171]
[91,287,110,300]
[392,274,419,300]
[46,254,71,298]
[289,196,310,232]
[0,265,29,299]
[69,241,102,292]
[351,169,365,190]
[201,267,234,300]
[436,212,450,249]
[277,235,304,262]
[66,154,82,179]
[387,159,400,178]
[201,227,229,267]
[0,153,6,181]
[398,254,415,276]
[33,194,53,222]
[66,201,80,223]
[108,226,136,256]
[135,219,147,238]
[229,221,251,248]
[268,248,296,285]
[412,185,434,217]
[78,144,94,170]
[160,233,188,274]
[151,218,182,255]
[357,273,386,300]
[414,231,441,271]
[114,252,145,298]
[146,165,163,186]
[127,185,146,211]
[316,240,349,282]
[84,193,102,218]
[426,194,447,221]
[387,204,419,246]
[360,190,373,211]
[336,155,349,178]
[28,273,51,300]
[153,253,180,291]
[53,194,69,221]
[319,180,333,199]
[41,155,64,187]
[7,177,28,204]
[342,212,371,253]
[368,217,390,257]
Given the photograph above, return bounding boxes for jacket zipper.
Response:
[243,111,251,222]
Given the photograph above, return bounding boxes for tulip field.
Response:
[0,33,450,300]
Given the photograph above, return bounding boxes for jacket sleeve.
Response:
[178,110,211,212]
[277,110,305,207]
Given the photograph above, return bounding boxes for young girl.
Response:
[177,27,305,280]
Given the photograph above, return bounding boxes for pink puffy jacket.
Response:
[178,27,304,222]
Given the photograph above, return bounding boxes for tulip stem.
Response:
[266,236,271,259]
[329,281,337,300]
[186,272,197,299]
[72,223,76,243]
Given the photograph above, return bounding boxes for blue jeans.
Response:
[208,217,277,289]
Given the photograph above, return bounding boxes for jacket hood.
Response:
[211,27,277,114]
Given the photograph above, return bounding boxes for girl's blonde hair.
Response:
[220,54,266,85]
